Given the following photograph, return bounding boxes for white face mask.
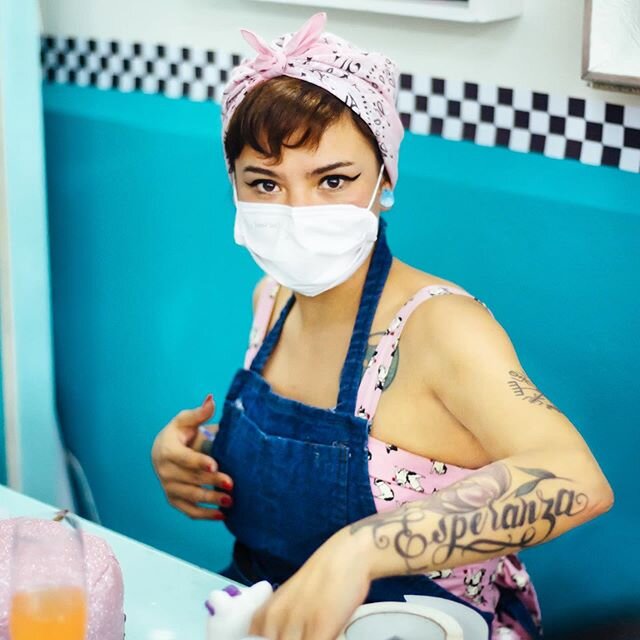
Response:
[232,164,385,297]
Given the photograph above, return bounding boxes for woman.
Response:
[151,12,614,640]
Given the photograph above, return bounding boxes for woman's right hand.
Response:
[151,394,234,520]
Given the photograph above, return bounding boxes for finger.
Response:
[169,443,218,473]
[170,497,225,521]
[173,394,216,431]
[165,482,233,508]
[159,461,234,493]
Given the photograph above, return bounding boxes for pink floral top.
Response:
[246,276,543,639]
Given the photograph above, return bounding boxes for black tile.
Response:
[400,73,412,90]
[400,112,411,128]
[170,62,178,76]
[568,97,585,118]
[565,140,582,159]
[66,37,75,51]
[89,39,97,53]
[46,36,55,48]
[207,51,216,64]
[158,78,166,92]
[431,78,445,95]
[462,123,477,141]
[232,54,242,66]
[207,86,215,99]
[447,100,461,117]
[496,128,510,146]
[195,66,203,80]
[601,146,621,167]
[514,110,530,128]
[99,56,108,70]
[480,105,495,122]
[90,71,99,86]
[181,47,190,61]
[549,116,566,135]
[57,52,65,65]
[110,40,118,54]
[122,58,130,72]
[430,117,444,135]
[46,68,56,82]
[415,95,428,112]
[586,121,603,142]
[78,54,87,67]
[532,92,548,111]
[220,68,228,82]
[134,76,143,90]
[605,103,624,125]
[68,69,76,82]
[157,45,166,58]
[530,134,546,153]
[182,82,190,96]
[498,87,513,105]
[624,127,640,149]
[111,74,119,89]
[132,42,141,56]
[464,82,478,100]
[146,60,154,74]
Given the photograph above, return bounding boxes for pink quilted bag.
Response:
[0,516,125,639]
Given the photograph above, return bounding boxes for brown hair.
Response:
[224,76,387,178]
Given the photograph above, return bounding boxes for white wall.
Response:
[39,0,640,108]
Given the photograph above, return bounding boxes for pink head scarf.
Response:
[221,12,405,189]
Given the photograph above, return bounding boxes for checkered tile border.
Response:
[40,34,640,173]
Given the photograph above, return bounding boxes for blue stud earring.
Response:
[380,188,395,209]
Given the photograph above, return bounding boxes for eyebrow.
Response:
[243,161,356,178]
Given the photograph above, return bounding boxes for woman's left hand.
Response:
[248,526,372,640]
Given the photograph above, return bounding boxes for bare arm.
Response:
[350,295,614,579]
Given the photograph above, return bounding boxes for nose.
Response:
[286,187,316,207]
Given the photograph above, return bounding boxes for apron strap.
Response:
[335,216,393,414]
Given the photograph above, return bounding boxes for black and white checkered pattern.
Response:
[40,35,640,173]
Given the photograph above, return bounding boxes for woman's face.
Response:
[233,114,391,214]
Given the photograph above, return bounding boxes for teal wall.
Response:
[42,83,639,633]
[0,312,5,486]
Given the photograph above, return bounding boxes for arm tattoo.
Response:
[361,331,400,390]
[508,370,563,414]
[350,463,589,573]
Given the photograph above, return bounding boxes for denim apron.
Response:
[212,216,541,638]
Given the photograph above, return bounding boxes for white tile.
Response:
[529,111,550,134]
[547,93,568,116]
[189,81,207,101]
[580,140,604,165]
[410,112,429,134]
[445,78,464,101]
[512,87,532,111]
[155,59,170,78]
[396,89,415,113]
[412,74,432,96]
[478,82,497,105]
[165,43,183,62]
[619,148,640,172]
[142,75,159,94]
[475,123,497,146]
[509,129,531,152]
[428,94,447,118]
[178,61,195,82]
[119,42,134,58]
[131,57,146,75]
[623,104,640,128]
[118,74,135,92]
[494,105,514,128]
[565,116,586,140]
[215,51,233,69]
[142,42,157,59]
[544,134,566,159]
[584,99,605,122]
[75,69,90,86]
[191,48,207,66]
[461,99,480,122]
[164,77,182,98]
[602,123,625,148]
[443,118,463,141]
[97,72,112,90]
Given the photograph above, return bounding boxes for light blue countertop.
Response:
[0,485,239,639]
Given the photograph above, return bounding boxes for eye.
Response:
[246,179,280,194]
[320,173,361,190]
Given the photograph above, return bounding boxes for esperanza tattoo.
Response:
[350,463,588,573]
[508,370,563,414]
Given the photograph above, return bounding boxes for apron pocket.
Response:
[214,399,351,567]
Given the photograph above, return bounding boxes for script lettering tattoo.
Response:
[350,463,589,573]
[507,370,563,414]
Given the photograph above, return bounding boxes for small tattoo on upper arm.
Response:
[361,331,400,390]
[507,370,563,414]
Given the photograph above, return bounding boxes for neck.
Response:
[291,244,379,332]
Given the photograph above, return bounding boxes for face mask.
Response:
[232,164,385,297]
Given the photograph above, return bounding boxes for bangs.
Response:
[224,75,382,169]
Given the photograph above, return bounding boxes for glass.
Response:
[8,510,88,640]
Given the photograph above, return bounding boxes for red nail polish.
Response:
[202,393,213,408]
[223,480,233,492]
[221,495,233,508]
